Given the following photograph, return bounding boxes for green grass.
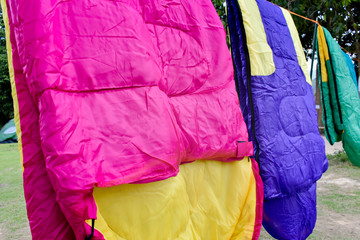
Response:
[326,150,360,179]
[260,150,360,240]
[0,143,29,239]
[318,150,360,215]
[327,150,351,166]
[318,191,360,214]
[1,144,359,239]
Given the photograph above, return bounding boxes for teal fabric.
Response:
[323,27,360,166]
[316,34,342,145]
[0,119,17,143]
[342,52,358,91]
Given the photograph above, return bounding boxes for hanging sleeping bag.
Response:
[1,0,264,239]
[343,52,358,91]
[89,158,264,240]
[226,0,328,239]
[316,26,343,145]
[317,26,360,166]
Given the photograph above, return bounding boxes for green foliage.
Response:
[0,1,359,124]
[271,0,360,76]
[271,0,360,50]
[211,0,360,74]
[211,0,230,47]
[211,0,227,28]
[0,10,13,125]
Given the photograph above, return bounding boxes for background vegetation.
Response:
[1,144,359,239]
[0,11,12,126]
[211,0,360,73]
[1,1,360,125]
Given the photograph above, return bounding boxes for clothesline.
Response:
[272,2,360,64]
[340,46,360,63]
[285,8,319,25]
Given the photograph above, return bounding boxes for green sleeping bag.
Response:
[317,26,360,166]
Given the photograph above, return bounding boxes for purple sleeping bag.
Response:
[226,0,328,239]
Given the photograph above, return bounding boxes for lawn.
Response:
[259,150,360,240]
[0,143,29,239]
[0,144,359,239]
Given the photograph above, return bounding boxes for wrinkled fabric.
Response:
[317,28,344,133]
[316,27,342,145]
[263,183,317,240]
[317,26,360,166]
[343,52,358,91]
[87,158,263,240]
[1,1,75,238]
[1,0,260,239]
[226,0,328,239]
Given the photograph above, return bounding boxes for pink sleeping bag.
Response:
[2,0,259,238]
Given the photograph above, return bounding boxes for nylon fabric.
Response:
[236,0,275,76]
[343,52,359,90]
[320,27,344,132]
[318,27,360,166]
[316,27,342,144]
[227,0,327,239]
[87,159,262,240]
[0,0,22,165]
[228,0,327,200]
[281,8,312,86]
[1,0,76,238]
[2,0,261,238]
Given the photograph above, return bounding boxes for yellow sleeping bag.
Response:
[87,158,262,240]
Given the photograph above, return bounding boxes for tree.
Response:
[0,1,359,125]
[211,0,230,46]
[211,0,227,28]
[212,0,360,76]
[0,10,13,125]
[269,0,360,76]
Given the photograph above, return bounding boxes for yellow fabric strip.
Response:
[1,0,24,170]
[236,0,275,76]
[87,159,256,240]
[317,27,330,82]
[282,8,312,85]
[318,27,330,61]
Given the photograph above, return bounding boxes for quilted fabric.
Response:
[1,0,260,239]
[226,0,328,239]
[89,158,263,240]
[316,26,342,145]
[343,52,358,90]
[317,26,360,166]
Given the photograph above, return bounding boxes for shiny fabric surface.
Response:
[89,159,263,240]
[226,0,328,239]
[2,0,257,238]
[317,26,360,166]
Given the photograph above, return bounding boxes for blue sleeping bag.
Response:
[226,0,328,239]
[343,52,359,91]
